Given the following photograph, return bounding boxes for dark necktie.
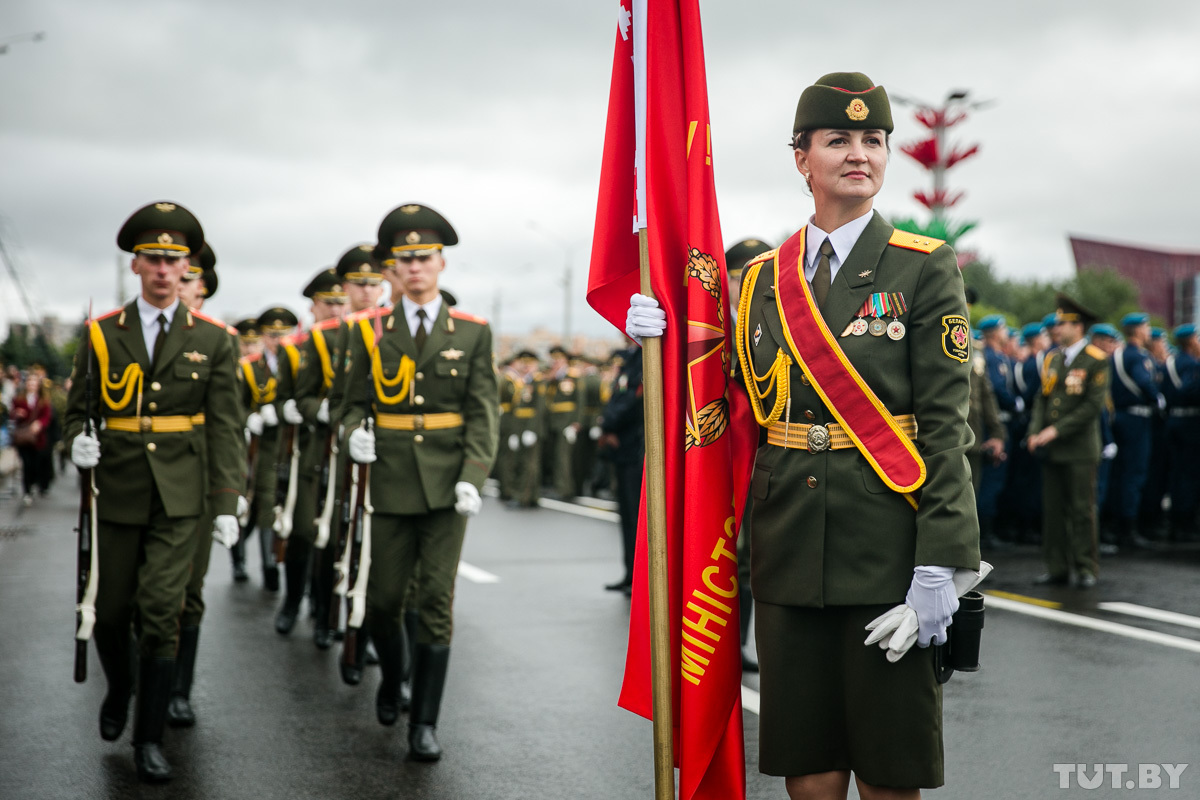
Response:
[414,309,428,354]
[152,313,168,366]
[812,239,833,309]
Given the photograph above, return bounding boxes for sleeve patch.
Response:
[941,315,971,362]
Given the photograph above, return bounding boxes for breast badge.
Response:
[440,348,465,361]
[753,324,762,347]
[183,351,208,363]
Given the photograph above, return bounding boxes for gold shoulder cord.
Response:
[358,317,415,406]
[90,322,143,412]
[735,261,791,427]
[284,344,301,378]
[312,328,336,390]
[241,360,277,406]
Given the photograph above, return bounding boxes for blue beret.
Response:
[1174,324,1195,340]
[1151,327,1165,340]
[1021,323,1044,341]
[978,314,1006,332]
[971,328,983,341]
[1121,312,1149,327]
[1042,312,1058,328]
[1090,323,1119,339]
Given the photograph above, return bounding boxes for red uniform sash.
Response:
[773,227,926,493]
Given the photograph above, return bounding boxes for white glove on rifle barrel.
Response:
[317,398,330,424]
[246,412,264,437]
[259,403,279,427]
[507,434,520,452]
[626,293,666,344]
[589,425,602,441]
[212,515,239,549]
[563,425,578,445]
[282,399,304,425]
[454,481,482,516]
[71,433,101,469]
[348,426,376,464]
[521,430,537,447]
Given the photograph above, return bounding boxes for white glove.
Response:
[259,403,279,427]
[906,565,959,648]
[521,430,537,447]
[1014,396,1026,414]
[247,412,264,437]
[589,425,602,441]
[1157,395,1167,411]
[454,481,482,516]
[1102,442,1118,460]
[508,434,520,452]
[348,426,376,463]
[212,515,239,549]
[71,433,101,469]
[237,495,250,520]
[282,399,303,425]
[317,398,330,425]
[563,425,578,445]
[626,293,666,344]
[865,562,992,662]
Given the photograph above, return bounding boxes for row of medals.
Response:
[841,315,906,341]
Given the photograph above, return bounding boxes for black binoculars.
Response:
[933,590,985,684]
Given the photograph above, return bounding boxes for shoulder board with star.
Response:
[191,309,233,330]
[449,309,487,325]
[225,325,237,336]
[888,230,945,253]
[89,308,123,327]
[1085,344,1107,361]
[744,249,778,269]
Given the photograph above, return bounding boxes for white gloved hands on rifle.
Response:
[1102,442,1118,460]
[589,425,603,441]
[246,412,264,437]
[626,293,666,344]
[454,481,482,517]
[282,399,304,425]
[507,434,520,452]
[212,515,239,549]
[71,433,101,469]
[317,398,330,425]
[521,430,537,448]
[864,562,993,662]
[348,426,376,464]
[259,403,279,427]
[237,495,250,520]
[563,425,578,445]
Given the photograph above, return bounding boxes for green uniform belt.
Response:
[375,412,464,431]
[548,402,577,413]
[766,414,917,453]
[105,413,206,433]
[513,408,537,419]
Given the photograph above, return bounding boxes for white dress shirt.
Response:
[264,348,278,376]
[1062,336,1088,367]
[401,294,443,339]
[136,295,179,362]
[804,209,874,284]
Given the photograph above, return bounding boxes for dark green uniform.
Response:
[967,352,1006,494]
[542,370,581,499]
[1029,341,1109,582]
[507,373,545,507]
[495,368,522,499]
[238,351,283,586]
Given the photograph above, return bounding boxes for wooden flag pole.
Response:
[638,228,676,800]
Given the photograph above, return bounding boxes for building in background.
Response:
[1072,236,1200,328]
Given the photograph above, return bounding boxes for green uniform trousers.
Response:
[366,508,466,646]
[510,441,541,506]
[291,474,318,546]
[1042,460,1099,579]
[247,427,280,563]
[97,489,199,658]
[181,505,217,629]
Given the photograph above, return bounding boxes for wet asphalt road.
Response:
[2,476,1199,800]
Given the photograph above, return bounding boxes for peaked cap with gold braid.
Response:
[116,201,205,257]
[374,203,458,264]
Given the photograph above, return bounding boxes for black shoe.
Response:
[408,643,450,762]
[372,626,405,727]
[275,606,299,635]
[1034,573,1070,586]
[605,577,632,592]
[95,627,133,741]
[166,626,199,728]
[313,625,334,650]
[263,565,280,593]
[339,630,368,686]
[232,562,249,582]
[133,656,174,783]
[1075,573,1097,589]
[231,539,248,582]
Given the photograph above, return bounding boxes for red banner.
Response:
[587,2,756,798]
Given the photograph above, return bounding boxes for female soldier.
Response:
[627,72,980,799]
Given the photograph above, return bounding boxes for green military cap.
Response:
[793,72,893,135]
[200,267,218,299]
[514,349,539,362]
[375,203,458,263]
[549,345,569,359]
[335,243,386,285]
[725,238,774,276]
[185,243,216,279]
[303,268,347,302]
[235,318,260,341]
[117,201,205,257]
[257,307,299,333]
[1054,292,1098,327]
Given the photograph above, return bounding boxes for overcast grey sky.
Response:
[2,1,1199,337]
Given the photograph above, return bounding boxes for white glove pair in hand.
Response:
[212,515,240,549]
[626,293,667,344]
[71,433,102,469]
[864,562,992,662]
[509,429,539,451]
[282,399,304,425]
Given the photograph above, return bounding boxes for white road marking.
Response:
[1097,601,1200,631]
[457,561,500,584]
[741,684,760,716]
[536,497,622,523]
[986,593,1200,654]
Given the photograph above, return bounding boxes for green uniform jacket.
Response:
[65,301,244,523]
[737,212,980,608]
[968,354,1006,449]
[293,317,343,478]
[1029,343,1108,462]
[340,303,499,514]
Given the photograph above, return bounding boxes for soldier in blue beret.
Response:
[1163,325,1200,541]
[1141,328,1171,539]
[1010,322,1052,545]
[977,315,1020,550]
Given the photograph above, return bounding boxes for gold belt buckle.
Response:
[139,416,152,433]
[806,424,830,453]
[413,414,425,430]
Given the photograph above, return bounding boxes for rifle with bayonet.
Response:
[340,421,371,677]
[272,420,298,563]
[74,302,99,683]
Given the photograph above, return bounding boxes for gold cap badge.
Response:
[358,244,373,252]
[406,231,421,244]
[400,205,421,214]
[845,99,869,122]
[154,203,176,212]
[158,232,174,244]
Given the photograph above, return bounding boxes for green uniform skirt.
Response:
[756,601,944,789]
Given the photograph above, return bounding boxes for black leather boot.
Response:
[408,643,450,762]
[400,609,418,712]
[166,626,199,727]
[739,586,757,673]
[1119,517,1155,550]
[95,625,133,741]
[132,656,174,783]
[339,628,369,686]
[231,537,248,582]
[372,625,405,726]
[276,538,310,635]
[312,548,334,650]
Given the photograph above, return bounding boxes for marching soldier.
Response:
[542,346,581,499]
[1028,295,1109,588]
[504,350,545,508]
[230,319,261,581]
[66,202,243,782]
[342,203,498,760]
[496,356,521,501]
[275,269,349,638]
